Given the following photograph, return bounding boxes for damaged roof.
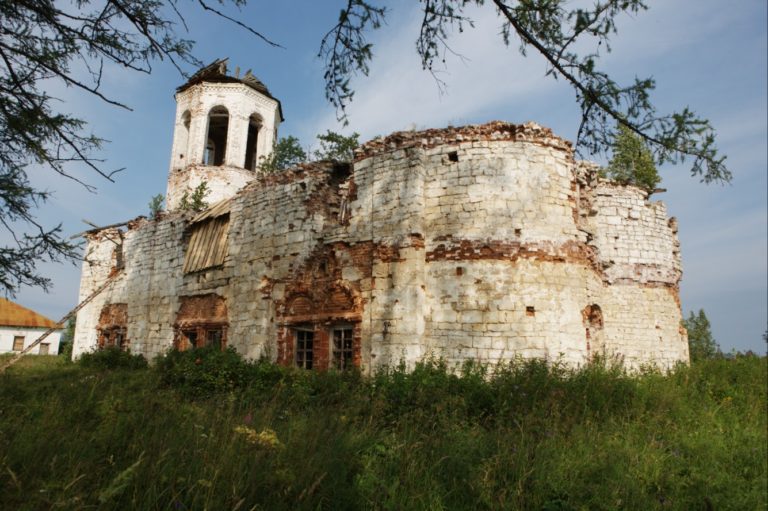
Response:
[0,298,59,329]
[177,58,284,121]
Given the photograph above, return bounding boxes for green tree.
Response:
[605,124,660,192]
[0,0,280,295]
[179,182,210,212]
[258,137,307,173]
[0,0,731,296]
[148,194,165,220]
[314,131,360,162]
[321,1,729,184]
[683,309,721,362]
[58,317,76,360]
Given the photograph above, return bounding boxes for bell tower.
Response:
[166,59,284,210]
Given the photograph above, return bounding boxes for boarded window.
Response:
[12,336,24,351]
[39,343,50,355]
[183,200,231,274]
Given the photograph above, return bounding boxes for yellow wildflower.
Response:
[234,425,283,450]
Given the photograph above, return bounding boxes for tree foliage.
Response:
[321,1,730,184]
[605,124,660,192]
[1,0,732,295]
[258,136,307,173]
[314,131,360,162]
[148,194,165,219]
[0,0,277,295]
[178,182,210,212]
[684,309,721,362]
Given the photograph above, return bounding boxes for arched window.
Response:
[204,106,229,165]
[244,114,262,171]
[177,110,191,163]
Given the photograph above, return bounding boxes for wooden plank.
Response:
[183,214,230,273]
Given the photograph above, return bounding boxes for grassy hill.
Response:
[1,350,765,510]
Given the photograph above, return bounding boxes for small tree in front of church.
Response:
[605,124,661,192]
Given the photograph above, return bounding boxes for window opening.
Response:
[98,327,127,350]
[178,110,191,162]
[39,343,50,355]
[12,335,24,351]
[185,330,198,346]
[206,329,223,349]
[244,114,262,171]
[295,329,314,369]
[204,106,229,165]
[332,327,354,370]
[448,151,459,162]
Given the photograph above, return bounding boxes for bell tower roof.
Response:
[176,58,284,122]
[165,58,283,211]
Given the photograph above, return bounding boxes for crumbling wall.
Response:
[583,182,687,367]
[166,165,254,211]
[75,121,688,370]
[96,303,128,349]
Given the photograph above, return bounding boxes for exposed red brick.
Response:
[426,238,600,272]
[97,303,128,349]
[355,121,573,161]
[173,294,228,350]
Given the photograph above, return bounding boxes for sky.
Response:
[11,0,767,354]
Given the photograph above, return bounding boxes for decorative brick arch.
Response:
[173,293,228,351]
[276,249,363,370]
[97,303,129,351]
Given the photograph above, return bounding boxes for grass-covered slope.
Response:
[1,350,765,510]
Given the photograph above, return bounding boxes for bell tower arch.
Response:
[166,59,284,211]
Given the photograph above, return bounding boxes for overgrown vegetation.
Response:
[604,123,661,192]
[684,309,722,362]
[77,347,148,370]
[178,181,210,212]
[1,351,764,510]
[148,194,165,219]
[258,136,308,173]
[314,130,360,162]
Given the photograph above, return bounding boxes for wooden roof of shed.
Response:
[0,298,59,329]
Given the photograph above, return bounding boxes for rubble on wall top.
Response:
[245,161,351,191]
[355,121,573,160]
[176,58,284,121]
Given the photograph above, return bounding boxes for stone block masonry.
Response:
[73,121,689,371]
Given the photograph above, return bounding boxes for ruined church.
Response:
[72,60,689,370]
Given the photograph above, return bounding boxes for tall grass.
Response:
[0,352,765,510]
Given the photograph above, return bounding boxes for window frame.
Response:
[175,324,227,351]
[12,335,24,351]
[294,328,314,370]
[331,325,354,370]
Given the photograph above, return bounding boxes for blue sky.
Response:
[14,0,767,353]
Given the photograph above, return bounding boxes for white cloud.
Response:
[304,3,561,141]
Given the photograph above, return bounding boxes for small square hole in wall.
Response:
[448,151,459,162]
[526,306,536,317]
[514,228,522,237]
[456,266,464,276]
